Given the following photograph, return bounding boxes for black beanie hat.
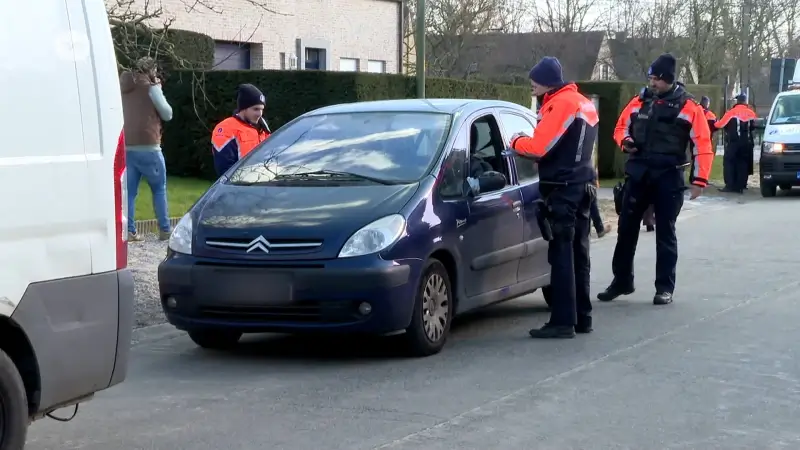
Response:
[700,96,710,108]
[648,53,677,84]
[236,84,266,111]
[528,56,565,87]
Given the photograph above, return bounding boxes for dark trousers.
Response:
[610,169,685,294]
[589,196,604,232]
[540,183,594,326]
[723,143,749,191]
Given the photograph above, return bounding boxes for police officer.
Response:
[689,96,718,190]
[510,57,598,338]
[597,53,713,306]
[211,84,271,177]
[716,93,757,193]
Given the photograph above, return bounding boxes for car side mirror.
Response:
[476,171,507,194]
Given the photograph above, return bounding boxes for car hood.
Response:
[764,124,800,143]
[192,182,420,260]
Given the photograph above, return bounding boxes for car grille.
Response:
[783,143,800,152]
[783,162,800,171]
[205,237,323,254]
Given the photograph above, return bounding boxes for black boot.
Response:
[575,316,593,334]
[597,284,635,302]
[653,292,673,305]
[529,323,576,339]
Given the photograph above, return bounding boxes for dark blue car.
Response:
[158,99,552,356]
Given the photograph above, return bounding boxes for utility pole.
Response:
[739,0,751,96]
[415,0,426,98]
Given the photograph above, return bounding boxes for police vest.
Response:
[631,92,692,162]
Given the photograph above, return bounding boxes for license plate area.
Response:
[193,267,293,305]
[795,171,800,179]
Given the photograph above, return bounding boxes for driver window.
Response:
[499,112,538,183]
[468,114,510,187]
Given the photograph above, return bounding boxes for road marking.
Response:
[373,278,800,449]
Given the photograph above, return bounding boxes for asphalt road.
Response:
[26,191,800,450]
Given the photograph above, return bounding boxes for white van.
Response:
[0,0,133,445]
[760,63,800,196]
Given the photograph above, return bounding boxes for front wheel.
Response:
[402,259,453,357]
[760,181,777,198]
[0,349,28,450]
[188,330,242,350]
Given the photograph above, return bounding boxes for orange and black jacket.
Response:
[715,103,757,148]
[613,84,713,187]
[211,115,270,176]
[510,83,598,184]
[704,108,718,135]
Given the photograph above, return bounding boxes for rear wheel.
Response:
[402,259,453,357]
[760,181,777,198]
[188,330,242,350]
[0,349,28,450]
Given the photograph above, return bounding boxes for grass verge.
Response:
[133,176,212,221]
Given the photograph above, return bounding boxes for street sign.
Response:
[770,58,797,93]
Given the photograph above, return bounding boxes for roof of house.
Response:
[429,31,606,83]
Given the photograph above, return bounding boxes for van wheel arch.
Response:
[0,317,41,416]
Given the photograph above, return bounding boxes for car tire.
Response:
[760,181,777,198]
[0,349,28,450]
[402,259,453,357]
[541,285,554,309]
[187,330,242,350]
[779,184,792,191]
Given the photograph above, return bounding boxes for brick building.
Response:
[133,0,403,73]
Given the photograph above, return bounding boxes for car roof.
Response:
[306,99,531,116]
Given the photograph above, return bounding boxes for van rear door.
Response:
[64,0,126,274]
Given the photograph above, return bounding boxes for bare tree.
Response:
[532,0,604,32]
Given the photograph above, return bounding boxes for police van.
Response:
[759,63,800,197]
[0,0,133,446]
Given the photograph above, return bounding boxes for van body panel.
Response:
[0,0,132,418]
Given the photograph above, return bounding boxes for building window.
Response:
[279,52,286,70]
[367,60,386,73]
[601,63,610,80]
[305,48,325,70]
[340,57,359,72]
[213,41,251,70]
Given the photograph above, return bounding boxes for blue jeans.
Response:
[127,150,169,233]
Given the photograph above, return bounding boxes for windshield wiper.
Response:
[276,170,397,185]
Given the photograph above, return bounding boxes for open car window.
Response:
[228,112,452,185]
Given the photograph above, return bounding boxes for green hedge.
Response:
[111,25,214,76]
[161,70,530,179]
[576,82,723,178]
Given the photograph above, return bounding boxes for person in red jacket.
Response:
[509,56,599,339]
[211,84,270,177]
[715,94,757,193]
[597,53,713,306]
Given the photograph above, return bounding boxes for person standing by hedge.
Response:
[120,56,173,242]
[211,84,271,177]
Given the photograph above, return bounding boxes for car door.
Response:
[498,110,550,286]
[458,110,525,301]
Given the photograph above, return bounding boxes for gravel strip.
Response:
[129,234,169,328]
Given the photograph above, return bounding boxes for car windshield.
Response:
[228,112,452,185]
[770,95,800,125]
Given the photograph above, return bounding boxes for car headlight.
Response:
[168,213,193,255]
[763,142,784,154]
[338,214,406,258]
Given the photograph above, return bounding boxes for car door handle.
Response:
[512,200,522,212]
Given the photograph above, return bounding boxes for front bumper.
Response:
[760,152,800,185]
[158,253,420,334]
